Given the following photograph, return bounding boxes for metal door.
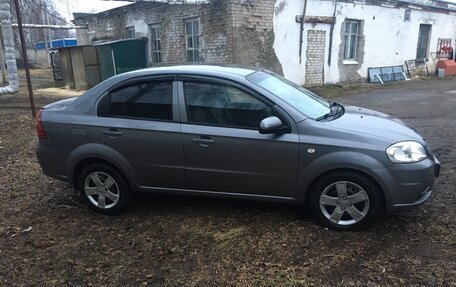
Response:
[178,80,299,197]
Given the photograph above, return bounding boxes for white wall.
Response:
[273,0,456,85]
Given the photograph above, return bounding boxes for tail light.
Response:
[36,109,47,139]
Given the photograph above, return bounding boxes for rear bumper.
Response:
[36,142,70,183]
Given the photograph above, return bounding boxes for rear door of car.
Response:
[94,76,186,189]
[177,76,300,197]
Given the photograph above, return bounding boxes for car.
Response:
[36,65,440,230]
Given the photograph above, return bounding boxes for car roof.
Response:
[122,64,260,77]
[67,64,261,113]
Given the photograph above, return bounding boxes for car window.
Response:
[102,81,173,121]
[184,82,272,129]
[247,71,330,120]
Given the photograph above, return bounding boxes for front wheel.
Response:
[78,163,131,215]
[308,171,384,231]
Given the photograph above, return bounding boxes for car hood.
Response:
[322,106,424,144]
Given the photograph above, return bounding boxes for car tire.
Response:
[308,171,384,231]
[78,163,131,215]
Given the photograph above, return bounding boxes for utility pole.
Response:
[14,0,36,118]
[42,0,50,67]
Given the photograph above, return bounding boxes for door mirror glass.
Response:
[259,116,285,134]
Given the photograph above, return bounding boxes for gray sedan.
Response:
[36,65,440,230]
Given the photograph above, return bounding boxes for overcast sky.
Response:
[53,0,456,22]
[53,0,131,21]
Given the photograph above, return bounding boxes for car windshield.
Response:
[247,71,330,120]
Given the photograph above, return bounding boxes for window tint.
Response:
[184,82,272,129]
[102,81,173,121]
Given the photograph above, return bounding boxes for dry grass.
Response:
[0,69,455,286]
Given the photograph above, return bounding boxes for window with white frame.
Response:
[127,26,135,39]
[149,25,161,63]
[343,20,359,60]
[185,19,200,63]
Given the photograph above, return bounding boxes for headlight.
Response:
[386,141,427,163]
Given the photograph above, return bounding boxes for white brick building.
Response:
[273,0,456,85]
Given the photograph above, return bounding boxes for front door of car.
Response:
[178,79,299,197]
[94,78,186,189]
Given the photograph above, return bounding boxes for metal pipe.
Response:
[328,0,338,66]
[0,0,19,95]
[12,23,88,29]
[298,0,308,63]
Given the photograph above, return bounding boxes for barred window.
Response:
[185,19,200,63]
[126,26,135,39]
[149,25,161,63]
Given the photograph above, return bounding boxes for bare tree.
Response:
[10,0,71,49]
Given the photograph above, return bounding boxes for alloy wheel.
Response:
[84,171,120,209]
[319,181,370,226]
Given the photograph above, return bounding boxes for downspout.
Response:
[328,0,338,66]
[298,0,308,63]
[0,0,19,94]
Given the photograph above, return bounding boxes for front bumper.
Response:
[391,185,432,211]
[375,155,441,212]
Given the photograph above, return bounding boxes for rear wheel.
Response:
[78,163,130,215]
[308,171,383,231]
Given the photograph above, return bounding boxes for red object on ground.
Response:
[436,60,456,76]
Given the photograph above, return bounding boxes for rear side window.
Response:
[99,81,173,121]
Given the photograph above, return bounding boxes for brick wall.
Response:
[73,0,281,72]
[74,2,232,65]
[305,30,326,86]
[227,0,282,73]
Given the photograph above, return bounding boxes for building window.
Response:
[126,26,135,39]
[343,20,359,60]
[404,9,411,22]
[416,24,431,60]
[149,25,161,63]
[185,19,200,63]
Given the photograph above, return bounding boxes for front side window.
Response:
[185,19,200,63]
[184,82,272,129]
[149,25,161,63]
[343,20,359,60]
[99,81,173,121]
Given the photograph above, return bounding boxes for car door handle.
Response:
[192,136,215,145]
[102,128,122,137]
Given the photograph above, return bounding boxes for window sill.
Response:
[343,60,359,65]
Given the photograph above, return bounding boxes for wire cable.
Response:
[25,0,75,26]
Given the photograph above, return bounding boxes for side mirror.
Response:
[259,116,287,134]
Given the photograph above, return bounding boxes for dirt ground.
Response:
[0,70,455,286]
